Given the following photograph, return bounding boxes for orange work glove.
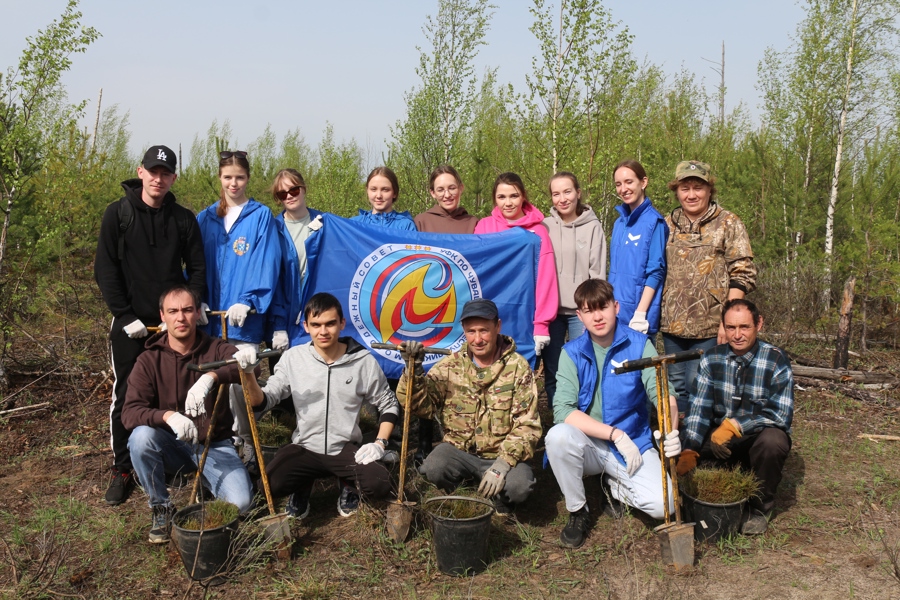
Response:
[676,449,699,476]
[710,419,742,459]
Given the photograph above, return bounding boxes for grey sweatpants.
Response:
[418,443,535,505]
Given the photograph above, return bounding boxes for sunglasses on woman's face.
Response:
[275,185,304,201]
[219,150,248,160]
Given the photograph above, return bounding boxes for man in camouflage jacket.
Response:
[396,299,541,514]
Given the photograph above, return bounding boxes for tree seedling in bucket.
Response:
[371,341,452,543]
[616,349,703,571]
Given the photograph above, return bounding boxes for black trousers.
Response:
[699,427,791,513]
[266,442,392,500]
[109,316,149,472]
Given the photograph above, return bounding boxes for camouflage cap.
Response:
[674,160,711,182]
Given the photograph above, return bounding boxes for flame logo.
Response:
[349,244,481,364]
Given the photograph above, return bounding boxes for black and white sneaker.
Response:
[337,485,359,517]
[148,505,175,544]
[559,506,592,549]
[286,491,311,519]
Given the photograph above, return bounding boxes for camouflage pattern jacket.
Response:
[661,202,756,339]
[396,336,542,466]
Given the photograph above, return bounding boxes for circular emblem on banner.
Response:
[349,244,482,365]
[233,237,250,256]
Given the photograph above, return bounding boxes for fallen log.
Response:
[0,402,51,418]
[794,376,894,405]
[858,434,900,442]
[792,365,897,384]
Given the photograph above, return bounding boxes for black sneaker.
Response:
[148,505,175,544]
[105,469,135,506]
[741,508,769,535]
[286,491,311,519]
[560,506,592,548]
[337,485,359,517]
[493,495,515,516]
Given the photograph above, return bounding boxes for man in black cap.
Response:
[396,299,542,514]
[94,145,206,506]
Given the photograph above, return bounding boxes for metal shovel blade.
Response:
[386,501,415,542]
[258,513,293,561]
[654,522,695,570]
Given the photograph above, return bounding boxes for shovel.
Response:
[370,342,452,542]
[190,350,290,559]
[616,349,703,571]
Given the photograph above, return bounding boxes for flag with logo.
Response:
[301,214,540,378]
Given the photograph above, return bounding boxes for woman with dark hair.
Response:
[541,171,607,407]
[608,159,667,336]
[475,172,559,357]
[267,168,324,348]
[415,165,478,234]
[351,166,417,230]
[659,160,756,419]
[196,151,282,465]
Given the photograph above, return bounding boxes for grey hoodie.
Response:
[543,206,608,313]
[262,337,400,456]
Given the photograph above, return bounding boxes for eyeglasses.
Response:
[275,185,304,201]
[434,185,459,196]
[219,150,248,160]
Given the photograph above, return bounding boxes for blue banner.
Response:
[301,214,540,378]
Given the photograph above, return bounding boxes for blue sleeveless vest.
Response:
[564,323,654,466]
[608,198,666,334]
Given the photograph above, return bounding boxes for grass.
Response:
[175,499,239,531]
[680,466,761,504]
[257,411,294,447]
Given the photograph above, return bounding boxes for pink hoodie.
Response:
[474,203,560,336]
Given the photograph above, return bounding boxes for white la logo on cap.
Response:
[157,149,167,160]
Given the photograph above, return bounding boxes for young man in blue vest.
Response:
[545,279,681,548]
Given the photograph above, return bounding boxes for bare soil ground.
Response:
[3,348,900,599]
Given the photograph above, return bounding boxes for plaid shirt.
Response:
[683,340,793,449]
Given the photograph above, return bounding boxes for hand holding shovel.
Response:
[371,341,451,542]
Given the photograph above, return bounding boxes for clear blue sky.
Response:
[3,1,806,167]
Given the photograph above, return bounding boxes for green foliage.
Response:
[681,466,761,505]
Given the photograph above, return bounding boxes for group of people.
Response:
[94,144,793,550]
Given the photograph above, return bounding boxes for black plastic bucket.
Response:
[682,493,746,543]
[424,496,494,576]
[172,503,239,582]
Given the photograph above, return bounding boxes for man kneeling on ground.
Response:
[122,285,259,544]
[396,298,542,515]
[677,298,794,535]
[545,279,680,548]
[240,293,400,518]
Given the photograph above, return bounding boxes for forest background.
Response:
[1,0,899,393]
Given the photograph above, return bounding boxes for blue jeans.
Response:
[543,313,585,408]
[661,334,719,417]
[128,425,253,512]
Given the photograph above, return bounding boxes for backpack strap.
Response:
[116,199,134,261]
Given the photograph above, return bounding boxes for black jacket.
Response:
[94,179,206,325]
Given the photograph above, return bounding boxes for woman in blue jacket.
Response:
[351,166,417,230]
[608,160,668,336]
[197,150,282,465]
[267,168,324,349]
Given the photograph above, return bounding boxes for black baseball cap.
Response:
[460,299,499,322]
[142,145,177,173]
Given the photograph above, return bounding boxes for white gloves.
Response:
[123,319,149,339]
[629,311,650,334]
[355,442,386,465]
[159,321,168,333]
[199,303,210,326]
[233,345,259,372]
[272,330,289,351]
[478,458,512,498]
[226,303,251,327]
[533,335,551,356]
[654,429,682,458]
[167,412,198,444]
[185,373,216,418]
[612,430,643,476]
[308,214,324,231]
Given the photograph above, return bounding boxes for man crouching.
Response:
[122,285,259,544]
